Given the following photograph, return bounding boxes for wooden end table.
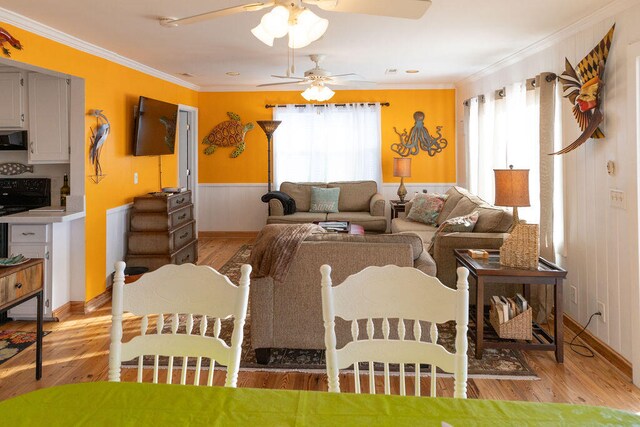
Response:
[390,200,408,219]
[0,258,45,379]
[454,249,567,363]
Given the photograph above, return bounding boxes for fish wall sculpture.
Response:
[0,163,34,176]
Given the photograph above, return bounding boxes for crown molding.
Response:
[456,0,637,86]
[199,82,455,93]
[0,7,199,91]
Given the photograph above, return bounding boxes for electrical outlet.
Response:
[597,301,606,323]
[570,285,578,304]
[134,172,139,185]
[610,189,625,209]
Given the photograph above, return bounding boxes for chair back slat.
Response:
[321,265,469,398]
[109,262,251,388]
[137,315,148,383]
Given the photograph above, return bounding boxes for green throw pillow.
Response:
[309,187,340,213]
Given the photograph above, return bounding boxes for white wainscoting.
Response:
[105,203,132,286]
[456,3,640,364]
[197,183,457,232]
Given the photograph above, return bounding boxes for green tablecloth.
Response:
[0,382,637,426]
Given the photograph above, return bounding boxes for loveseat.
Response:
[266,181,387,232]
[392,186,512,288]
[250,233,435,363]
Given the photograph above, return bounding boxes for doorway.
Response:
[177,105,198,233]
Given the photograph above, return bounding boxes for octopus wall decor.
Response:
[391,111,448,157]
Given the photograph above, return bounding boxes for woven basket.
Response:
[489,306,532,340]
[500,223,539,269]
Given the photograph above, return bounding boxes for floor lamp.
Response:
[256,120,281,192]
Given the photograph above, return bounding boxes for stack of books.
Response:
[490,294,528,324]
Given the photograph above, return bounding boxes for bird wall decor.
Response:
[0,27,22,57]
[88,110,110,183]
[550,24,615,155]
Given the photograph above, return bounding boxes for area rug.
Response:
[0,330,48,366]
[124,245,537,379]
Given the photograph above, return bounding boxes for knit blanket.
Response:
[250,223,325,282]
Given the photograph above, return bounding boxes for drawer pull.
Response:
[181,254,191,263]
[179,232,189,239]
[177,213,187,220]
[15,282,22,289]
[176,197,186,205]
[21,232,36,236]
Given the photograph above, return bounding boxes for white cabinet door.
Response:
[0,72,25,128]
[7,244,51,319]
[28,73,70,163]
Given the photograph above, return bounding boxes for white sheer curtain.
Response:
[466,83,539,223]
[272,103,382,189]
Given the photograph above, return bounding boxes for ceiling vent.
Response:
[385,68,398,75]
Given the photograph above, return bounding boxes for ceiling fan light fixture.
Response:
[295,9,328,42]
[301,83,334,102]
[251,23,274,46]
[261,5,290,38]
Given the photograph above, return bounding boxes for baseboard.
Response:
[199,231,259,238]
[52,302,71,321]
[84,287,113,313]
[70,301,85,315]
[563,314,632,379]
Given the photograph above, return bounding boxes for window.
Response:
[272,103,382,189]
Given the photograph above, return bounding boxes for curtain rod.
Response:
[462,72,558,106]
[265,102,390,109]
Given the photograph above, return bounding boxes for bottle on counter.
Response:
[60,174,70,207]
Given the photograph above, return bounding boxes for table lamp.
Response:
[256,120,281,192]
[393,157,411,203]
[494,165,530,231]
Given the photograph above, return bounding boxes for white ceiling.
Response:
[0,0,618,90]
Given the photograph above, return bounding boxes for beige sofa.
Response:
[250,233,435,363]
[267,181,387,232]
[392,186,512,288]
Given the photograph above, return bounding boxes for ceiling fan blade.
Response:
[303,0,431,19]
[257,81,308,87]
[328,79,377,86]
[161,2,274,26]
[329,73,360,78]
[271,75,307,80]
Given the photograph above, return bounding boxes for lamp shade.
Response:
[256,120,281,137]
[393,158,411,178]
[494,167,530,207]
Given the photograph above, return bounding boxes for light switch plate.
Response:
[610,189,625,209]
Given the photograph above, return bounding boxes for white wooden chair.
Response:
[108,261,251,387]
[321,264,469,398]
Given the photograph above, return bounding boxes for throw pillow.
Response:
[427,211,479,252]
[406,193,448,225]
[309,187,340,213]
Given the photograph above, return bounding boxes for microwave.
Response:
[0,130,28,150]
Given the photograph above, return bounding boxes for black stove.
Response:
[0,178,51,257]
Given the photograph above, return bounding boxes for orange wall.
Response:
[197,89,456,184]
[1,22,198,301]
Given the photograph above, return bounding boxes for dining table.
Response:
[0,381,638,426]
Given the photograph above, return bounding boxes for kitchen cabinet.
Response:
[28,73,70,163]
[8,223,71,320]
[0,72,25,128]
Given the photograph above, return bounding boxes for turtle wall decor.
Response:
[202,112,254,157]
[391,111,448,157]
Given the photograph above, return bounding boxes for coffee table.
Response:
[314,221,364,235]
[454,249,567,362]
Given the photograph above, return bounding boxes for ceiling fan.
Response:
[258,54,375,101]
[161,0,431,48]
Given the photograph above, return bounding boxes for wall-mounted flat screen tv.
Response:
[133,96,178,156]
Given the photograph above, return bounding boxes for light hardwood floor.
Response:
[1,237,640,412]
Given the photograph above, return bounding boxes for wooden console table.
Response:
[454,250,567,363]
[0,258,44,379]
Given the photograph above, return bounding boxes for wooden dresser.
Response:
[125,191,198,271]
[0,258,44,379]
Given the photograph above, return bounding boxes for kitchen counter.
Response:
[0,207,85,224]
